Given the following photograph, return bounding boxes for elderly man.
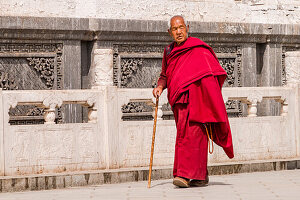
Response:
[153,16,234,188]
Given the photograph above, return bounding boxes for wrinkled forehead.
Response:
[170,17,186,28]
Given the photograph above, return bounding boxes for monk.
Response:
[152,16,234,188]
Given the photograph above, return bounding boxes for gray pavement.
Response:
[0,170,299,200]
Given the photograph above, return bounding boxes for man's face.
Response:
[168,17,189,45]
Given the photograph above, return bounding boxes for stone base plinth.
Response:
[1,158,299,193]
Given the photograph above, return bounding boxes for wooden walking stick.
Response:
[148,96,159,188]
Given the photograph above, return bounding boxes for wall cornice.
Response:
[0,16,299,43]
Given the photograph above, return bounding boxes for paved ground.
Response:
[0,170,299,200]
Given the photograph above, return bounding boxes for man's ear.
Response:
[186,25,189,33]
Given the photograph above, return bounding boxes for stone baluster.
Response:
[280,101,288,117]
[44,107,56,124]
[87,95,97,123]
[43,95,63,124]
[275,95,288,117]
[152,98,163,120]
[245,93,263,117]
[88,106,97,123]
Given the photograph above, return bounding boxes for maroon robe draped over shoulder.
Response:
[157,37,234,179]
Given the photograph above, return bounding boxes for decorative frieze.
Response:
[0,43,59,53]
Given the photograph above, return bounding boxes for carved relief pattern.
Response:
[113,44,166,86]
[0,43,58,53]
[225,100,237,109]
[236,46,242,87]
[0,43,63,124]
[0,70,18,90]
[282,46,300,86]
[120,58,143,87]
[212,45,242,87]
[219,58,235,87]
[27,58,55,89]
[121,102,152,113]
[114,44,165,54]
[210,46,239,54]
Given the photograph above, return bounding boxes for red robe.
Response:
[158,37,234,180]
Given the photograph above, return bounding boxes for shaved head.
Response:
[169,15,186,28]
[168,15,189,45]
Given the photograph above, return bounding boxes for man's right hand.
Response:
[152,85,163,98]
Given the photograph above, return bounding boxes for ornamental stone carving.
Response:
[0,43,63,125]
[0,70,18,90]
[247,92,263,105]
[6,95,18,109]
[120,58,143,87]
[87,95,97,107]
[42,95,63,124]
[92,49,114,88]
[112,43,166,87]
[219,58,236,87]
[284,51,300,86]
[27,58,55,89]
[282,46,300,86]
[43,95,63,109]
[121,102,152,113]
[245,92,263,117]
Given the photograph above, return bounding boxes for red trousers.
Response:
[173,102,208,180]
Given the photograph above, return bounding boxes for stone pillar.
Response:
[92,49,114,88]
[285,51,300,87]
[285,51,300,156]
[91,48,118,168]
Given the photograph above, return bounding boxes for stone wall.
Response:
[0,0,299,24]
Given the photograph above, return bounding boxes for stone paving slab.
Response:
[0,170,299,200]
[0,158,299,193]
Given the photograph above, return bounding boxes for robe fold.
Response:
[158,37,234,180]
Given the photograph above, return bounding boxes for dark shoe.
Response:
[190,176,209,187]
[173,177,190,188]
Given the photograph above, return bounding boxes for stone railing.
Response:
[1,90,99,124]
[117,86,299,167]
[119,87,291,120]
[0,85,299,176]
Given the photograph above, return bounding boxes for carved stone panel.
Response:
[0,43,63,124]
[121,58,163,88]
[282,46,300,86]
[113,43,166,88]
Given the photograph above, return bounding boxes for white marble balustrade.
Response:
[0,85,299,176]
